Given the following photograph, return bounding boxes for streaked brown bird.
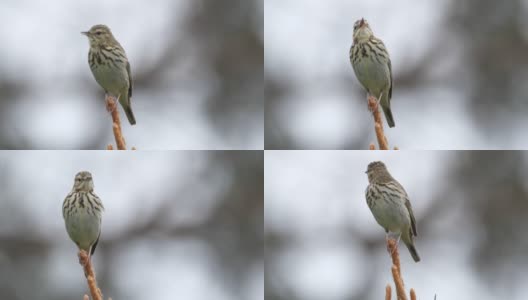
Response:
[82,24,136,125]
[63,171,104,259]
[350,18,395,128]
[365,161,420,262]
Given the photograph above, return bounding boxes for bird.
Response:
[365,161,420,262]
[350,18,395,128]
[63,171,104,259]
[82,24,136,125]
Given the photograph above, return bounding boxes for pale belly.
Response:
[368,188,411,233]
[65,210,101,251]
[353,59,390,96]
[91,63,129,96]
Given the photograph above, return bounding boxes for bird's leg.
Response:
[385,232,400,256]
[367,94,376,112]
[367,92,383,112]
[105,94,119,114]
[376,92,383,107]
[385,231,391,252]
[78,250,90,273]
[387,233,401,256]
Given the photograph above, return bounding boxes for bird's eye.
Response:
[96,31,102,36]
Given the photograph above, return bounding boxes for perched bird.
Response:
[365,161,420,262]
[63,171,104,258]
[82,24,136,125]
[349,18,395,128]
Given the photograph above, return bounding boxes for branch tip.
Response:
[367,95,390,150]
[105,95,132,150]
[78,250,103,300]
[385,284,392,300]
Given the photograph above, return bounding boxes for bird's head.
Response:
[73,171,94,192]
[353,18,374,44]
[366,161,389,183]
[81,24,116,48]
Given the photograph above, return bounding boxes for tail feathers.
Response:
[405,242,421,262]
[123,106,136,125]
[90,236,99,256]
[119,96,136,125]
[382,106,395,128]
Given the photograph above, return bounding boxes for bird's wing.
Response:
[126,61,132,99]
[404,195,418,237]
[62,193,72,219]
[375,38,393,101]
[89,191,105,211]
[388,58,392,101]
[395,180,417,237]
[91,231,101,256]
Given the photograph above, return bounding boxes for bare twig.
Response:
[410,289,417,300]
[386,239,417,300]
[367,96,389,150]
[79,250,103,300]
[385,285,392,300]
[367,96,398,150]
[391,265,406,300]
[105,95,129,150]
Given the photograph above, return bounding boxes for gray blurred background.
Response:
[265,151,528,300]
[265,0,528,149]
[0,0,263,149]
[0,151,263,300]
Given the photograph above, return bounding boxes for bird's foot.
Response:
[105,94,119,113]
[367,93,382,112]
[78,250,90,267]
[385,232,400,256]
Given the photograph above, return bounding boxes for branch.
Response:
[367,96,397,150]
[386,239,416,300]
[79,250,103,300]
[385,285,392,300]
[410,289,417,300]
[105,96,135,150]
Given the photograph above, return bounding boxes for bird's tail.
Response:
[404,241,421,262]
[401,229,420,262]
[119,94,136,125]
[383,107,395,128]
[381,106,395,128]
[381,93,395,128]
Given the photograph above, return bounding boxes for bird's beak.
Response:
[359,18,365,27]
[81,31,88,36]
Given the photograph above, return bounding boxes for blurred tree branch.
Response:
[79,250,104,300]
[386,239,416,300]
[105,96,134,150]
[367,96,395,150]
